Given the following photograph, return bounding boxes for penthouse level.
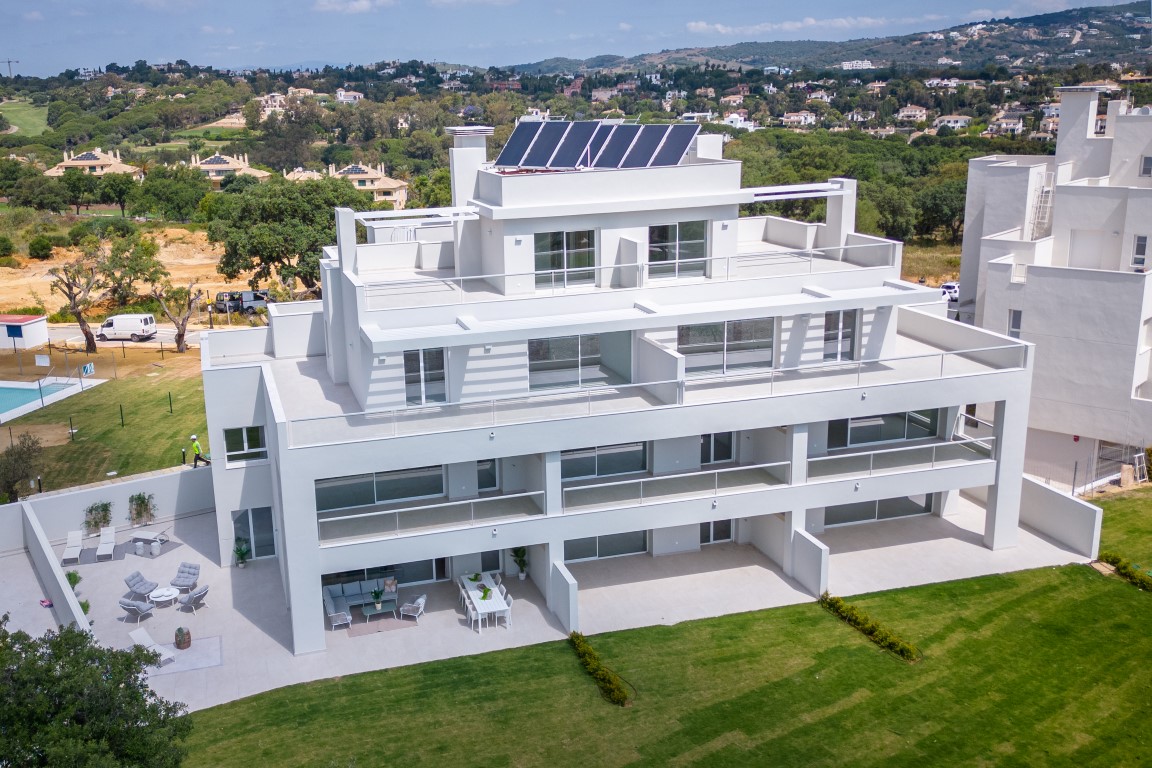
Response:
[201,123,1044,656]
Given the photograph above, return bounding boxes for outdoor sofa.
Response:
[322,577,398,628]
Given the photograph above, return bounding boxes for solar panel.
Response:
[592,124,641,168]
[73,151,99,161]
[549,121,599,167]
[340,165,368,174]
[521,121,570,167]
[493,121,542,167]
[621,125,670,168]
[201,155,230,165]
[650,124,699,167]
[585,124,615,166]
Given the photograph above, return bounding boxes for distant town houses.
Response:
[933,114,972,130]
[839,60,875,70]
[190,152,272,189]
[335,88,364,104]
[331,163,408,208]
[780,110,817,127]
[896,105,929,122]
[45,148,142,180]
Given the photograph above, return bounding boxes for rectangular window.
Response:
[528,335,607,389]
[700,519,733,544]
[404,348,446,405]
[535,230,596,288]
[1141,156,1152,177]
[561,443,647,480]
[315,466,445,512]
[700,433,734,464]
[823,310,858,362]
[564,530,648,561]
[678,318,774,376]
[224,426,267,462]
[1135,235,1148,268]
[827,410,940,449]
[649,220,707,278]
[1008,309,1023,339]
[477,459,500,492]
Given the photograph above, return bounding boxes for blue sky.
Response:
[1,0,1136,76]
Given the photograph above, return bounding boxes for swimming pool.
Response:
[0,383,72,413]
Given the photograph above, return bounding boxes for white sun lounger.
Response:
[129,628,176,666]
[61,530,83,565]
[95,526,116,561]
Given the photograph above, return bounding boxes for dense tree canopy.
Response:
[209,176,372,291]
[129,164,211,222]
[0,615,192,766]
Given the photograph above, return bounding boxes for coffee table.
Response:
[361,599,397,622]
[149,587,180,607]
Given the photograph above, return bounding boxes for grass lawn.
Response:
[1096,485,1152,564]
[184,566,1152,767]
[4,352,205,490]
[0,99,49,136]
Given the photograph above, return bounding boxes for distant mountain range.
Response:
[508,1,1152,74]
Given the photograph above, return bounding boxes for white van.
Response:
[97,314,157,342]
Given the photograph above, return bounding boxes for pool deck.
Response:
[0,377,106,422]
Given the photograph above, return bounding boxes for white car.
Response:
[940,282,959,302]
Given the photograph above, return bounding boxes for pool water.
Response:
[0,383,72,412]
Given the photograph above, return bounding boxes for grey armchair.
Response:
[399,594,427,623]
[119,598,154,623]
[170,562,200,592]
[178,584,209,614]
[124,571,158,599]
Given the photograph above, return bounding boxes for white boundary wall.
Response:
[1019,477,1102,558]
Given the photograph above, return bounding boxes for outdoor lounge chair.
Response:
[129,627,175,665]
[170,562,200,592]
[95,526,116,561]
[124,571,158,599]
[61,530,83,565]
[399,594,426,623]
[119,598,154,623]
[178,584,209,614]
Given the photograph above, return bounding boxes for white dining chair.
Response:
[466,601,482,633]
[498,583,508,599]
[457,580,468,608]
[501,595,514,628]
[492,572,502,586]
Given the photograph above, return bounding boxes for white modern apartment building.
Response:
[202,121,1033,655]
[961,85,1152,487]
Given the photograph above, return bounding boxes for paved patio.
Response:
[9,493,1092,713]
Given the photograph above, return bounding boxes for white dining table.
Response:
[460,573,507,633]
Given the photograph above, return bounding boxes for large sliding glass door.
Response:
[233,507,275,559]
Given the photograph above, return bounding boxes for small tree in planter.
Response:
[66,570,82,593]
[511,546,528,581]
[128,492,156,527]
[83,501,113,534]
[233,537,251,568]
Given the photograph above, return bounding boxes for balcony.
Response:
[285,343,1025,448]
[807,437,996,481]
[562,461,791,513]
[317,491,545,546]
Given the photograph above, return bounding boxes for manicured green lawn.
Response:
[7,362,205,490]
[1097,486,1152,565]
[185,566,1152,767]
[0,99,49,136]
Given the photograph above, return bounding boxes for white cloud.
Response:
[686,14,945,36]
[963,1,1074,21]
[618,22,633,32]
[425,0,517,5]
[313,0,395,12]
[200,25,235,35]
[22,10,44,21]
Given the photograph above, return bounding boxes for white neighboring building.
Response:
[840,60,875,70]
[934,115,972,130]
[202,122,1034,655]
[962,85,1152,487]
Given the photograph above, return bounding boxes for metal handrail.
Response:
[317,490,546,543]
[807,437,997,478]
[561,460,792,511]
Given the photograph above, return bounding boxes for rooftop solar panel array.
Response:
[73,152,100,161]
[201,155,230,165]
[493,120,699,170]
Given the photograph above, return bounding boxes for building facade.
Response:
[961,85,1152,488]
[203,123,1032,654]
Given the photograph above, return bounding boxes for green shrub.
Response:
[83,500,113,533]
[3,306,45,316]
[0,235,14,258]
[568,631,631,706]
[0,256,19,269]
[47,308,72,323]
[66,570,82,590]
[820,593,920,661]
[79,599,90,615]
[27,235,54,260]
[1099,551,1152,591]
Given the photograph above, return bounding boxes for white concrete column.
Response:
[822,178,857,249]
[334,207,357,272]
[543,451,563,514]
[788,423,809,485]
[984,398,1027,550]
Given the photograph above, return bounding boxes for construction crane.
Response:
[1,59,18,78]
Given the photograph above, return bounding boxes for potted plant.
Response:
[128,492,156,527]
[66,570,82,593]
[511,546,528,581]
[83,501,113,534]
[175,626,191,650]
[234,537,251,568]
[370,588,384,610]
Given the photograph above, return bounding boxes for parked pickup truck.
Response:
[213,290,269,315]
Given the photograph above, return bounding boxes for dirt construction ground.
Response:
[0,227,251,310]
